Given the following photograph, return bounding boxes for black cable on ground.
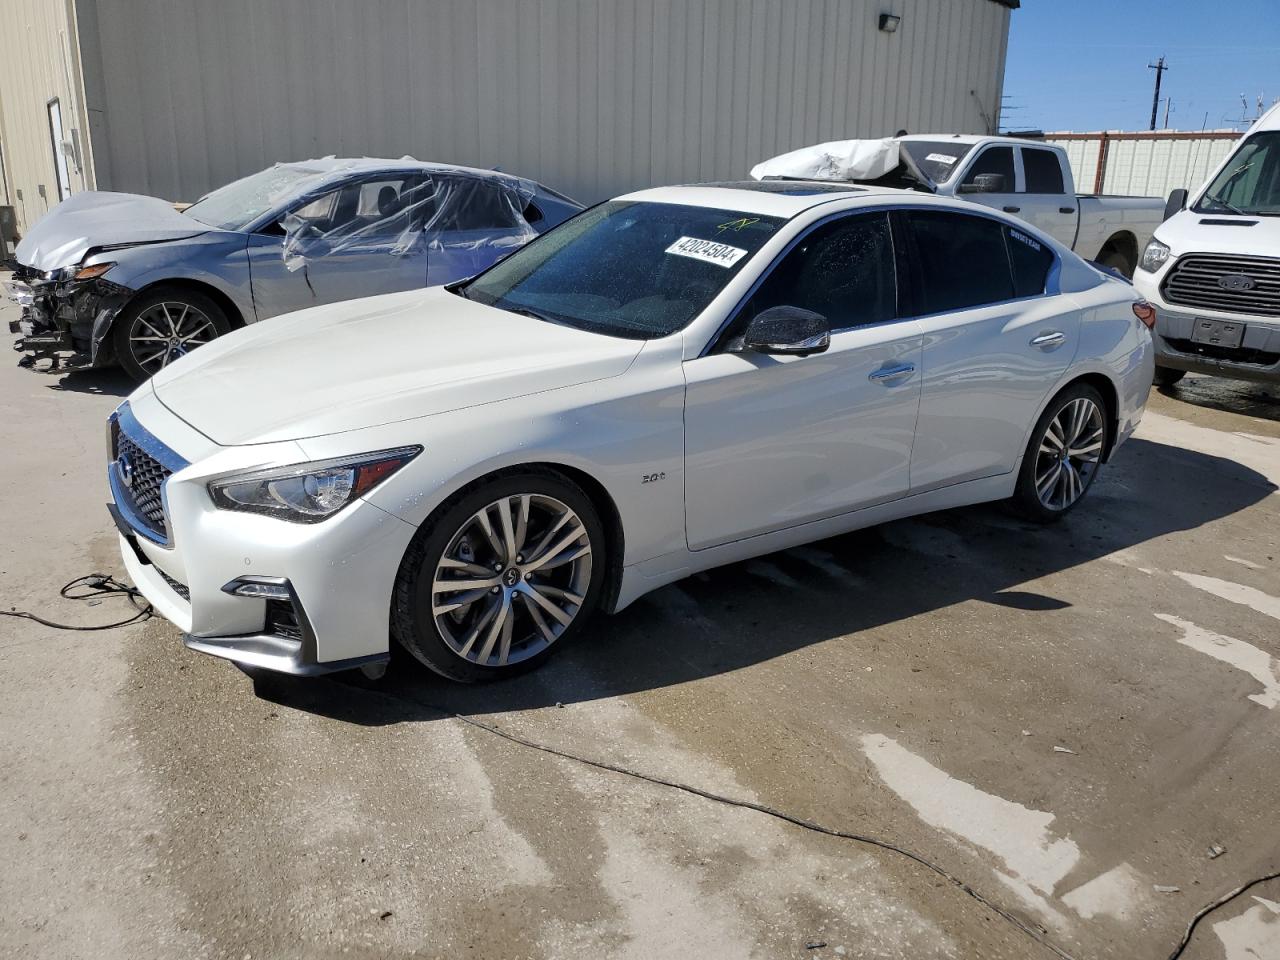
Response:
[1,574,153,631]
[1165,869,1280,960]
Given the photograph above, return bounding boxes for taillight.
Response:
[1132,300,1156,330]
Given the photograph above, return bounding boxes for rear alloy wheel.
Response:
[393,472,606,682]
[1013,384,1108,521]
[113,287,231,382]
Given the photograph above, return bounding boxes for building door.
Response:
[46,98,72,201]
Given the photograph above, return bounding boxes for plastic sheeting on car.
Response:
[278,158,538,276]
[749,138,904,182]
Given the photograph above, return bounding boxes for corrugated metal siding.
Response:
[1046,133,1241,199]
[0,0,95,232]
[75,0,1010,204]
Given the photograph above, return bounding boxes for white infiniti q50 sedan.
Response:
[107,182,1154,682]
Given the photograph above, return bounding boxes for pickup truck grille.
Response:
[1161,254,1280,317]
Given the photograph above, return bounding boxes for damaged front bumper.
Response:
[8,264,134,367]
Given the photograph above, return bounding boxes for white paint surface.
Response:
[861,735,1081,903]
[1214,897,1280,960]
[1223,556,1264,570]
[1061,863,1145,920]
[1173,571,1280,623]
[1154,614,1280,709]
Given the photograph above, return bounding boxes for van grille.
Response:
[1161,254,1280,317]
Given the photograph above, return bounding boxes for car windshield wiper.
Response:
[505,305,563,326]
[1202,192,1247,215]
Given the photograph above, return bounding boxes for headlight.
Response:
[1138,238,1170,273]
[72,262,116,281]
[207,446,420,523]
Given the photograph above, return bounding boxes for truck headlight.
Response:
[1138,238,1170,273]
[208,446,420,523]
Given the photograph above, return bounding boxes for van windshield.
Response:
[1194,132,1280,216]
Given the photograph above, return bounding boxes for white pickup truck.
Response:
[752,134,1165,277]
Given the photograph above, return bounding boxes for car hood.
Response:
[14,191,208,272]
[149,287,646,445]
[1156,208,1280,257]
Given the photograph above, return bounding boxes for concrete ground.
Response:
[1,289,1278,960]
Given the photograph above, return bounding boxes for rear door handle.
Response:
[1002,205,1021,213]
[1059,206,1076,214]
[869,362,916,383]
[1030,331,1066,347]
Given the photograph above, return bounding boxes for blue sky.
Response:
[1002,0,1280,133]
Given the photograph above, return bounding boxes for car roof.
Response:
[274,157,539,193]
[618,181,924,218]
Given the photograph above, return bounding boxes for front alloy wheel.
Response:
[393,472,607,681]
[113,286,231,382]
[1013,383,1108,521]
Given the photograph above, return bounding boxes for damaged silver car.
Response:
[5,158,582,380]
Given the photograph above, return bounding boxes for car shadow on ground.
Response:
[1158,375,1280,422]
[29,363,135,397]
[251,437,1276,724]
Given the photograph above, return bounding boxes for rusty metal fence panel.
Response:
[1045,131,1240,198]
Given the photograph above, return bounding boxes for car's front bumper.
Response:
[108,390,419,675]
[8,266,133,365]
[1133,271,1280,384]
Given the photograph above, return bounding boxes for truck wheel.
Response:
[1098,249,1134,279]
[113,287,231,382]
[1153,366,1186,388]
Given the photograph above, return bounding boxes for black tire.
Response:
[391,469,608,683]
[1098,249,1134,279]
[1153,366,1186,388]
[113,286,232,382]
[1012,382,1109,523]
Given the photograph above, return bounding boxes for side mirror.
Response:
[958,173,1006,194]
[1163,188,1188,222]
[741,306,830,357]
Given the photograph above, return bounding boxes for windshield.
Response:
[900,141,975,184]
[461,201,784,339]
[1193,132,1280,216]
[184,165,329,230]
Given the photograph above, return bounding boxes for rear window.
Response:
[1006,226,1055,297]
[1022,148,1066,194]
[907,211,1014,313]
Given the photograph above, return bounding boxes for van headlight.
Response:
[1138,238,1170,273]
[208,446,420,523]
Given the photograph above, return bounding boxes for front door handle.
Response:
[1003,205,1021,213]
[869,362,916,383]
[1030,331,1066,348]
[1059,206,1076,214]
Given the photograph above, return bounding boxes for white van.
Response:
[1133,103,1280,386]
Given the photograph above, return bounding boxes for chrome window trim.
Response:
[699,203,1064,356]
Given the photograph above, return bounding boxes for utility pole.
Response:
[1163,97,1173,128]
[1148,56,1169,130]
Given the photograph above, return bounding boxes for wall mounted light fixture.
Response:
[879,13,901,33]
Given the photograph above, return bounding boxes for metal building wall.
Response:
[74,0,1011,205]
[0,0,95,232]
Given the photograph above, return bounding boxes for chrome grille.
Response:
[115,431,172,540]
[1161,254,1280,317]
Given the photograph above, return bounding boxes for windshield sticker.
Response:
[925,153,958,165]
[716,217,760,233]
[665,236,748,268]
[1009,229,1042,252]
